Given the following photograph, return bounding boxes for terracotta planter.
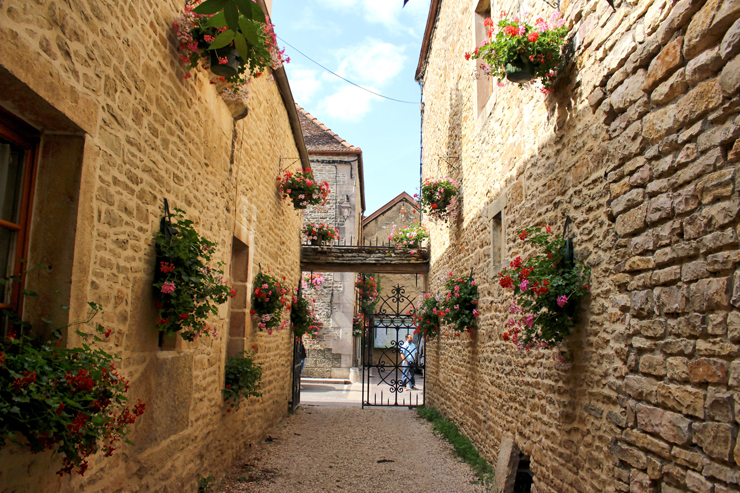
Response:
[209,47,241,78]
[505,57,536,83]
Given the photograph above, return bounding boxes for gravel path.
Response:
[214,405,487,493]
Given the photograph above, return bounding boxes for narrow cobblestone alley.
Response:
[213,405,486,493]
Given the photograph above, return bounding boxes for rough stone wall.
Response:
[0,1,302,491]
[302,157,361,378]
[420,0,740,491]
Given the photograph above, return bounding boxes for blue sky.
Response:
[271,0,432,215]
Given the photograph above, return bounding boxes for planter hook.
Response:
[160,198,178,241]
[562,216,574,270]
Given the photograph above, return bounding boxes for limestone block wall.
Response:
[420,0,740,491]
[0,0,303,491]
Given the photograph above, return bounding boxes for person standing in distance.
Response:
[400,333,418,390]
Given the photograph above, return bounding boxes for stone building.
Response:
[0,0,308,491]
[363,191,425,308]
[362,192,425,364]
[417,0,740,491]
[297,105,365,378]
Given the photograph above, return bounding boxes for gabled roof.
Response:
[295,103,366,212]
[362,192,420,227]
[296,104,362,154]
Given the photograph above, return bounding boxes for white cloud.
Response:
[335,39,406,87]
[286,66,322,106]
[315,0,430,35]
[319,85,380,122]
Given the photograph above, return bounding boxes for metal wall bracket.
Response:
[278,156,302,174]
[438,155,460,170]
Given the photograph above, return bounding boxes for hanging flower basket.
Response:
[301,272,324,291]
[388,220,428,254]
[416,178,459,222]
[411,293,441,340]
[172,0,289,99]
[498,225,591,350]
[277,168,330,210]
[352,313,365,337]
[0,303,144,476]
[465,11,568,93]
[208,46,242,78]
[250,271,288,334]
[441,273,480,336]
[223,351,262,412]
[303,222,339,246]
[154,207,235,342]
[305,317,321,339]
[355,274,380,313]
[290,294,319,338]
[505,56,537,83]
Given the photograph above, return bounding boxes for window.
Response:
[0,109,39,323]
[487,196,506,279]
[227,236,250,356]
[491,211,503,264]
[474,0,494,113]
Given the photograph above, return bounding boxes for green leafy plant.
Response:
[290,294,317,338]
[154,208,235,342]
[277,168,330,209]
[223,351,262,412]
[198,475,216,493]
[415,178,459,222]
[250,271,288,334]
[303,222,339,246]
[388,220,428,254]
[411,293,441,340]
[441,273,479,336]
[173,0,288,98]
[0,299,144,476]
[417,406,494,486]
[466,11,568,92]
[498,225,590,350]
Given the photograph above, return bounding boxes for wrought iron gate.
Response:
[290,337,302,412]
[361,285,425,408]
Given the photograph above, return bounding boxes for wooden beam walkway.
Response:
[300,245,429,274]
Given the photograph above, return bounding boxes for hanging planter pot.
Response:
[277,169,331,210]
[303,222,339,246]
[505,56,536,83]
[209,47,241,78]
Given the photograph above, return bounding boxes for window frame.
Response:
[473,0,499,133]
[0,108,40,313]
[487,196,507,279]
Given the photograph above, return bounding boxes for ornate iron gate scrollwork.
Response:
[361,285,425,408]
